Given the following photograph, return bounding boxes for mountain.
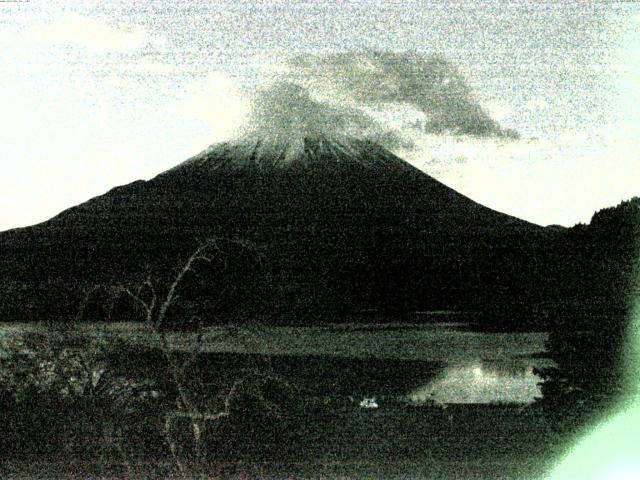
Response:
[0,135,561,324]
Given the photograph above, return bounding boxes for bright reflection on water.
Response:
[406,360,543,404]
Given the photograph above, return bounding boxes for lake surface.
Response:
[89,321,549,360]
[0,320,550,404]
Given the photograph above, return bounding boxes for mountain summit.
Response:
[170,134,414,172]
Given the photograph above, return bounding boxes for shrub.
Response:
[0,323,167,461]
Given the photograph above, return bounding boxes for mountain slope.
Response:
[0,136,552,323]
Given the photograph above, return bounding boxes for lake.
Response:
[0,319,551,405]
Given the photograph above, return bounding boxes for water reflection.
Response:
[406,360,543,404]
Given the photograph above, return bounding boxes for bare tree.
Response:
[72,236,298,477]
[120,237,258,327]
[110,236,261,478]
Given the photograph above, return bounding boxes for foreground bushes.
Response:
[0,323,306,477]
[0,325,168,460]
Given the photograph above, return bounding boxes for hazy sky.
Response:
[1,0,639,230]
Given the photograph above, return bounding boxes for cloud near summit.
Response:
[285,52,518,140]
[182,51,522,181]
[245,81,380,142]
[233,51,519,151]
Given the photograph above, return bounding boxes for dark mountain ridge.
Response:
[0,136,632,325]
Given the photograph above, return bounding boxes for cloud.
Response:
[525,97,549,111]
[485,100,513,122]
[134,60,176,74]
[285,51,519,140]
[29,13,161,54]
[246,81,353,140]
[177,71,408,148]
[178,72,250,144]
[182,52,518,151]
[242,81,405,146]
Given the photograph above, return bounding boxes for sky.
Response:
[1,0,639,230]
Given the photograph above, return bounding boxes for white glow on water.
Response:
[407,361,542,405]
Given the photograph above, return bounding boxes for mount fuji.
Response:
[0,133,562,324]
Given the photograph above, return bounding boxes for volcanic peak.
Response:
[169,134,414,175]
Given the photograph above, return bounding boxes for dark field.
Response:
[1,404,563,479]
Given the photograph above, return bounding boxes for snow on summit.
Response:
[175,81,410,171]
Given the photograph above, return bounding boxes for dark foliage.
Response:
[536,198,639,430]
